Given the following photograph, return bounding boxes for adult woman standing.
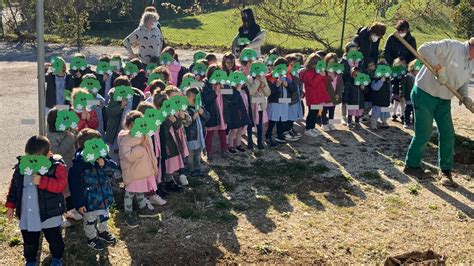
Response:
[232,8,266,57]
[123,10,165,65]
[352,22,387,67]
[384,20,417,66]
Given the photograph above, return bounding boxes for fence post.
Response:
[339,0,348,52]
[36,0,46,136]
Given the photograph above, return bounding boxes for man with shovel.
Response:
[403,38,474,187]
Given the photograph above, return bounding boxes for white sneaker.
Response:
[149,194,167,206]
[67,209,83,221]
[305,129,319,138]
[61,219,72,228]
[179,174,189,186]
[329,124,336,131]
[311,128,321,135]
[145,199,155,210]
[321,125,330,132]
[341,118,348,126]
[284,133,298,142]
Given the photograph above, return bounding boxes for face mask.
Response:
[399,32,407,38]
[371,35,379,42]
[153,21,159,28]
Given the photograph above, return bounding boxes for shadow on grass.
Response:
[161,17,204,30]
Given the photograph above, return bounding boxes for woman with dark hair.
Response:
[353,22,387,67]
[384,20,417,66]
[232,8,266,57]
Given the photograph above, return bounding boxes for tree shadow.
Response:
[161,17,203,30]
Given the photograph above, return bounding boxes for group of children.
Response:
[6,43,420,264]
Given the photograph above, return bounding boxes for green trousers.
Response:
[405,86,454,171]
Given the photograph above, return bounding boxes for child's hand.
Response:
[335,95,340,100]
[381,77,386,82]
[75,71,82,79]
[102,73,109,81]
[177,110,185,119]
[140,135,148,146]
[6,208,14,220]
[320,70,327,77]
[81,109,88,120]
[78,206,87,214]
[121,100,128,108]
[44,63,51,70]
[360,85,365,90]
[198,107,204,115]
[86,111,91,121]
[276,79,282,87]
[97,158,105,168]
[168,115,177,123]
[32,174,41,185]
[193,112,199,120]
[47,151,53,159]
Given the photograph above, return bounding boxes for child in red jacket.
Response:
[300,53,330,137]
[71,88,99,131]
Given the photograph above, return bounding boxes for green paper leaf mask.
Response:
[391,65,407,78]
[192,63,208,76]
[265,54,278,66]
[414,59,423,71]
[290,62,302,76]
[161,99,179,116]
[130,117,156,138]
[327,63,344,74]
[147,73,166,85]
[195,93,202,108]
[239,48,257,62]
[193,51,207,63]
[144,108,165,127]
[179,77,196,91]
[80,78,101,94]
[159,52,173,65]
[209,69,228,85]
[250,62,267,77]
[354,73,371,86]
[113,86,134,102]
[51,56,65,74]
[228,71,247,86]
[19,155,52,176]
[64,90,72,102]
[70,57,87,71]
[55,110,80,131]
[347,51,364,62]
[124,62,139,76]
[375,65,392,78]
[73,92,94,111]
[171,95,189,111]
[238,37,251,46]
[96,61,113,75]
[272,64,288,78]
[146,63,158,74]
[83,138,109,163]
[315,61,327,73]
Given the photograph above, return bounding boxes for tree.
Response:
[452,0,474,38]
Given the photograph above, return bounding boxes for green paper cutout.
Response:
[239,48,257,62]
[272,64,288,78]
[80,78,101,94]
[209,69,228,85]
[51,56,64,74]
[327,63,344,74]
[193,51,207,63]
[161,99,179,116]
[144,108,165,127]
[83,138,109,163]
[290,62,302,76]
[354,73,371,86]
[124,62,139,76]
[195,93,202,108]
[171,95,189,112]
[228,71,247,86]
[19,155,52,176]
[250,62,267,77]
[265,54,278,66]
[347,50,364,63]
[414,59,423,71]
[375,65,392,78]
[55,109,80,131]
[315,61,326,73]
[70,56,87,71]
[130,117,155,138]
[192,63,208,76]
[179,77,196,91]
[96,61,113,75]
[73,91,94,111]
[113,85,134,102]
[146,63,158,74]
[159,52,173,65]
[238,37,251,46]
[391,65,407,78]
[64,90,72,102]
[147,73,166,85]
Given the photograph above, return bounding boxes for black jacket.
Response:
[131,70,148,92]
[267,76,297,104]
[202,82,230,128]
[225,87,251,130]
[371,79,392,107]
[45,72,75,108]
[343,80,365,108]
[70,67,95,88]
[353,27,381,68]
[185,106,210,142]
[384,32,417,66]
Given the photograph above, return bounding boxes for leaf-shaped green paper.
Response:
[228,71,247,86]
[272,64,288,78]
[144,108,165,127]
[195,92,202,108]
[161,99,179,116]
[73,91,94,111]
[192,63,208,76]
[83,138,109,163]
[315,61,327,73]
[193,51,207,63]
[51,56,65,74]
[124,62,139,76]
[159,52,173,65]
[113,86,134,102]
[148,72,166,85]
[414,59,423,71]
[354,73,371,86]
[327,63,345,74]
[146,63,158,74]
[250,62,267,77]
[209,69,228,85]
[64,90,72,102]
[80,78,101,94]
[130,117,155,138]
[239,48,257,62]
[96,61,113,75]
[171,95,189,111]
[179,77,196,91]
[375,65,393,78]
[290,62,301,76]
[55,109,80,131]
[391,65,407,78]
[347,50,364,63]
[265,54,278,66]
[70,57,87,71]
[238,37,251,46]
[19,155,52,176]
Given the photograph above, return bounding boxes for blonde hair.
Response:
[408,59,417,72]
[304,52,322,70]
[393,58,406,67]
[140,12,159,27]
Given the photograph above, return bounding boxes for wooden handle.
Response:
[393,32,474,113]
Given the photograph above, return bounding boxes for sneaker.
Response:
[138,206,160,218]
[403,166,431,179]
[98,231,117,244]
[354,123,362,129]
[392,114,398,121]
[284,133,298,142]
[266,138,278,147]
[87,237,105,251]
[179,174,189,186]
[145,198,155,210]
[156,184,169,198]
[381,123,389,129]
[61,219,72,228]
[125,213,139,228]
[321,124,330,132]
[305,129,319,138]
[165,181,183,192]
[257,143,265,150]
[275,137,287,143]
[66,209,83,221]
[361,116,369,123]
[403,124,410,129]
[236,145,246,152]
[221,150,231,158]
[341,118,348,126]
[149,194,167,206]
[228,147,237,154]
[291,129,302,138]
[329,124,336,131]
[439,170,458,188]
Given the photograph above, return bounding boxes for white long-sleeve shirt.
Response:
[123,25,164,64]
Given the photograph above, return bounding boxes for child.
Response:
[370,63,392,129]
[362,58,376,122]
[300,53,330,137]
[96,55,114,105]
[285,53,304,139]
[265,57,298,143]
[118,110,161,228]
[129,58,148,91]
[45,56,74,112]
[82,73,106,136]
[145,79,166,102]
[205,53,218,65]
[144,66,171,97]
[322,53,344,131]
[399,59,418,128]
[5,136,67,265]
[202,65,230,159]
[162,47,188,87]
[71,88,99,131]
[391,57,407,122]
[222,52,239,75]
[184,87,210,176]
[343,67,365,128]
[70,53,94,88]
[247,61,271,149]
[226,73,251,153]
[68,129,117,251]
[340,42,360,125]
